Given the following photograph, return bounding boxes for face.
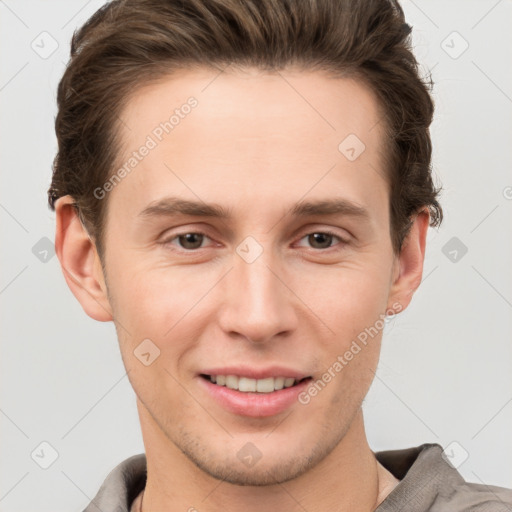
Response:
[94,67,403,484]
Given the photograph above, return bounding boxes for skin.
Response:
[55,66,429,512]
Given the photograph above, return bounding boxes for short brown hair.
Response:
[48,0,442,258]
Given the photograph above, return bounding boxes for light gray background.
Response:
[1,1,511,511]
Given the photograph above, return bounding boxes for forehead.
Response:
[110,66,388,228]
[119,66,384,150]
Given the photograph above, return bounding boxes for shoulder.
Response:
[375,443,512,512]
[83,453,147,512]
[443,480,512,511]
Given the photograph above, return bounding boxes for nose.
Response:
[217,245,298,345]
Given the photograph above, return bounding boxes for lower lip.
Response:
[198,376,312,418]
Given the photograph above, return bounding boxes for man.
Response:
[48,0,512,511]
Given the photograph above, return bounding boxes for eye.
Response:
[163,232,212,251]
[161,229,347,253]
[296,231,346,250]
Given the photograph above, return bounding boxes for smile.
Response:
[201,374,310,393]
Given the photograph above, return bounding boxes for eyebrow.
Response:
[138,196,370,221]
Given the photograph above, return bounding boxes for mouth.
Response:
[197,367,314,417]
[199,374,312,393]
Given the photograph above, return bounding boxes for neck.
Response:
[137,401,398,512]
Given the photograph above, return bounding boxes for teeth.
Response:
[256,377,275,393]
[208,374,299,393]
[239,377,256,392]
[274,377,285,390]
[284,377,295,388]
[225,375,238,390]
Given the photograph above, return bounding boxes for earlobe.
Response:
[54,196,113,322]
[387,209,430,313]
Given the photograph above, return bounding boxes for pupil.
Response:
[309,233,332,249]
[180,233,203,249]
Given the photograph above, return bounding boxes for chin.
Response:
[189,451,315,486]
[176,428,340,487]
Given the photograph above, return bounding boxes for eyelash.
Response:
[161,230,348,252]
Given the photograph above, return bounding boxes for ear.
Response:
[387,209,430,313]
[54,196,113,322]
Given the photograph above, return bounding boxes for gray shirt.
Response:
[83,443,512,511]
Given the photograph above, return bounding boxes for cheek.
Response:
[107,240,393,358]
[108,263,204,406]
[107,259,226,388]
[298,262,392,338]
[108,257,210,336]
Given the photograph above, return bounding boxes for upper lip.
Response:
[199,366,311,380]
